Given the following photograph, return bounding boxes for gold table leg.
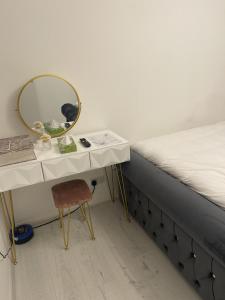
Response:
[1,193,11,227]
[115,164,130,222]
[111,166,115,202]
[105,167,115,202]
[0,193,10,235]
[0,191,17,265]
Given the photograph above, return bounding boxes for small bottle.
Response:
[35,134,52,151]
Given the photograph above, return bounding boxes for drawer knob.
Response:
[174,235,179,242]
[178,262,184,270]
[194,280,201,288]
[153,231,157,238]
[160,222,164,228]
[163,244,168,252]
[209,272,216,280]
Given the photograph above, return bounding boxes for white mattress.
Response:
[133,121,225,209]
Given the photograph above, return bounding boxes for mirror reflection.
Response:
[18,75,81,137]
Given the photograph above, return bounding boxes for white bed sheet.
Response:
[133,121,225,209]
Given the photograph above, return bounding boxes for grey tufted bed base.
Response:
[122,150,225,300]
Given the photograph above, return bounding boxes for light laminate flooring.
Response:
[14,201,201,300]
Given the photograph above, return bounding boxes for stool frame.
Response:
[58,201,95,249]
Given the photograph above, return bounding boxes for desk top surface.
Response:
[0,130,130,191]
[34,130,129,161]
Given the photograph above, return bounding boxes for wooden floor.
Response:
[14,201,201,300]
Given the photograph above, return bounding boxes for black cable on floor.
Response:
[0,243,12,261]
[33,206,81,229]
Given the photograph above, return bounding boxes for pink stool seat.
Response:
[52,179,92,209]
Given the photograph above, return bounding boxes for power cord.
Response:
[33,206,81,229]
[0,243,12,262]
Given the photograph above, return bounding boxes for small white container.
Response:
[34,135,52,151]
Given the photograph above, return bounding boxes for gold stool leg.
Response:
[116,165,130,222]
[59,207,71,249]
[58,208,63,228]
[80,204,86,220]
[0,193,10,235]
[83,202,95,240]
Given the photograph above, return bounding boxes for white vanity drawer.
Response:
[0,161,44,192]
[42,152,90,181]
[90,143,130,169]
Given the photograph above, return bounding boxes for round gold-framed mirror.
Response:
[17,74,81,137]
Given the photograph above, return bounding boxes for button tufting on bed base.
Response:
[124,177,225,300]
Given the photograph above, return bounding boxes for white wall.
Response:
[1,1,225,298]
[1,0,225,142]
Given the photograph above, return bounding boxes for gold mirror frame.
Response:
[17,74,81,138]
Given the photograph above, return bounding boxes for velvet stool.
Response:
[51,179,95,249]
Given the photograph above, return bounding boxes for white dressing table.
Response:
[0,130,130,265]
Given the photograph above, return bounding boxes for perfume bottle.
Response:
[35,134,52,151]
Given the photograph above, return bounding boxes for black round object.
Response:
[10,224,34,245]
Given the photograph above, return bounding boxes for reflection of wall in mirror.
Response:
[20,81,42,126]
[34,78,77,124]
[20,77,78,127]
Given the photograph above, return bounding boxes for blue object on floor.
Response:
[10,224,34,245]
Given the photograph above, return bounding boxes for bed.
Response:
[122,122,225,300]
